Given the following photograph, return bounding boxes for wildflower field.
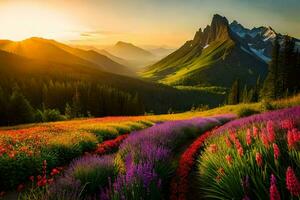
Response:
[196,106,300,200]
[1,96,300,199]
[10,115,234,200]
[0,117,155,191]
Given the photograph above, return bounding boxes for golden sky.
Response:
[0,0,299,48]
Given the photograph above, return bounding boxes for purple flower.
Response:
[215,106,300,134]
[104,115,234,199]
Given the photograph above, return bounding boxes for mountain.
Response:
[147,47,175,58]
[96,49,134,68]
[106,41,157,68]
[142,14,297,88]
[0,48,225,113]
[0,37,134,77]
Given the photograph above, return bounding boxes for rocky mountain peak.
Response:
[191,14,231,47]
[209,14,230,42]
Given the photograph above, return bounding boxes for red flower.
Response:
[238,147,244,157]
[270,184,281,200]
[281,119,294,130]
[95,134,129,155]
[50,168,60,176]
[37,178,47,187]
[17,184,25,192]
[170,129,214,200]
[270,174,280,200]
[261,129,269,148]
[225,154,232,165]
[253,126,259,138]
[225,137,232,148]
[273,143,280,160]
[29,176,34,182]
[256,152,263,167]
[287,129,299,149]
[246,128,252,146]
[267,120,276,143]
[286,166,300,196]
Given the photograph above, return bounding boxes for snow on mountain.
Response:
[249,47,271,63]
[229,21,279,63]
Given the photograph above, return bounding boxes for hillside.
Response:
[0,49,225,116]
[106,41,157,68]
[142,14,271,87]
[0,37,134,77]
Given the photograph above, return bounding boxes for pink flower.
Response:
[253,126,259,138]
[256,152,263,167]
[267,121,275,143]
[270,174,280,200]
[287,129,299,149]
[281,119,294,130]
[238,147,244,157]
[246,128,252,146]
[273,143,280,160]
[270,184,281,200]
[286,166,300,196]
[261,129,269,148]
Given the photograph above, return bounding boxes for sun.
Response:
[0,2,80,41]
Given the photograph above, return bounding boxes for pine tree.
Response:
[71,88,81,118]
[64,103,72,119]
[0,86,8,125]
[8,86,35,124]
[262,36,280,99]
[228,79,240,105]
[242,85,248,103]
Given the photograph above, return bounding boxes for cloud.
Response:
[80,30,123,37]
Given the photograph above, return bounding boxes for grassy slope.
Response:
[142,39,267,88]
[2,94,300,131]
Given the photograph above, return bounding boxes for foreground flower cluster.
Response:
[0,118,153,191]
[197,106,300,199]
[100,115,234,200]
[170,129,214,200]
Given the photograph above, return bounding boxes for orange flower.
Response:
[246,128,252,146]
[208,144,218,153]
[225,154,232,165]
[255,152,263,167]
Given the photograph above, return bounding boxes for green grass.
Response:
[141,38,267,88]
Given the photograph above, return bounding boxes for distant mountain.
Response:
[106,41,157,68]
[142,14,299,88]
[96,49,134,68]
[0,49,224,112]
[147,47,175,58]
[0,37,134,77]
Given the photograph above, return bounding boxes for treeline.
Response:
[262,35,300,99]
[227,35,300,104]
[0,80,144,125]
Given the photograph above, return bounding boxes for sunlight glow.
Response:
[0,2,81,41]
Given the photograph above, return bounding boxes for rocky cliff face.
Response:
[192,14,232,47]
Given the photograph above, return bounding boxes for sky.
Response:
[0,0,299,48]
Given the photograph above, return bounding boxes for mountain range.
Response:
[142,14,300,88]
[0,37,135,77]
[105,41,158,68]
[0,38,225,113]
